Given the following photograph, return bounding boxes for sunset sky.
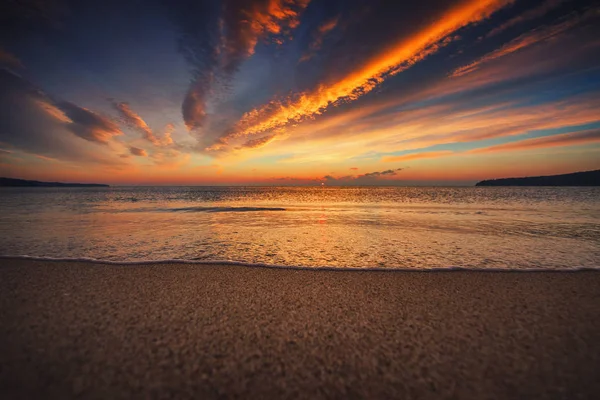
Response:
[1,0,599,185]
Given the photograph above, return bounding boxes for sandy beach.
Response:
[1,259,599,399]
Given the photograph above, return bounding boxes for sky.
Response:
[0,0,599,185]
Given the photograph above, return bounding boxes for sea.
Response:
[0,186,598,270]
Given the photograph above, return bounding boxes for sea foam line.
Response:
[0,255,597,272]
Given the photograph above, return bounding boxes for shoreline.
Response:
[2,259,599,399]
[1,256,596,272]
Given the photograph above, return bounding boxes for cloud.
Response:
[299,16,339,62]
[321,168,406,185]
[485,0,567,38]
[0,69,129,167]
[383,151,454,162]
[112,102,158,143]
[349,167,358,170]
[162,123,175,146]
[470,129,600,154]
[58,101,122,144]
[451,8,597,77]
[270,167,408,186]
[236,134,276,149]
[220,0,311,73]
[172,0,311,132]
[363,168,403,177]
[112,101,176,147]
[210,0,513,151]
[129,146,147,157]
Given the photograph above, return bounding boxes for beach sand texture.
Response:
[1,259,599,399]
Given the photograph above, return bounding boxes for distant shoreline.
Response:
[0,177,109,187]
[476,169,600,186]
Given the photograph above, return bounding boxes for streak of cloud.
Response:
[212,0,513,150]
[112,102,159,145]
[470,128,600,154]
[451,7,598,77]
[175,0,311,132]
[237,134,277,149]
[383,151,455,162]
[112,101,176,147]
[58,102,122,144]
[299,16,339,62]
[485,0,568,37]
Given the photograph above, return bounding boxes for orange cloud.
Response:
[451,8,596,77]
[183,0,310,132]
[113,102,175,146]
[470,129,600,154]
[216,0,512,150]
[382,151,455,162]
[113,102,159,144]
[221,0,311,71]
[162,123,175,146]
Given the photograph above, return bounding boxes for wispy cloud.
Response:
[451,7,598,77]
[113,102,158,144]
[299,16,339,62]
[236,134,277,150]
[485,0,567,38]
[383,151,454,162]
[112,101,176,147]
[177,0,311,132]
[58,102,122,144]
[210,0,513,151]
[470,128,600,154]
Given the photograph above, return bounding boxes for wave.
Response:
[121,206,287,213]
[168,206,286,213]
[0,255,597,272]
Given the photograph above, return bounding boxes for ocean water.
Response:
[0,186,598,270]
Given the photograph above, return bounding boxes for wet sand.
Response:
[1,258,599,399]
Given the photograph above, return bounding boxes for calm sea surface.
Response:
[0,186,598,269]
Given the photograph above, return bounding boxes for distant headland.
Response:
[0,177,109,187]
[476,170,600,187]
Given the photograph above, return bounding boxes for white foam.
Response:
[0,255,597,272]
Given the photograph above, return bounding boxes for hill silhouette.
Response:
[476,170,600,186]
[0,178,109,187]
